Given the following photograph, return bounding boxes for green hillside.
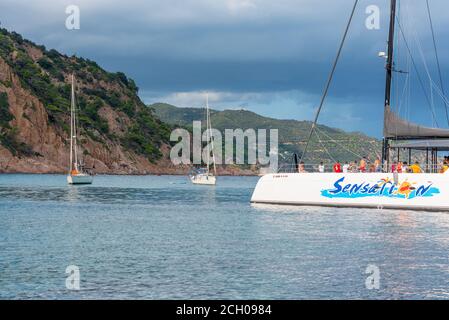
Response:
[150,103,381,165]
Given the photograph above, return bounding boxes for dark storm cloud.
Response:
[1,0,449,135]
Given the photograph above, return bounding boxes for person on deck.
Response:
[397,161,403,173]
[333,161,342,173]
[348,161,354,172]
[318,162,325,173]
[374,157,381,172]
[298,162,307,173]
[359,157,367,173]
[410,161,423,173]
[351,161,358,173]
[391,161,397,173]
[343,162,349,173]
[402,161,409,173]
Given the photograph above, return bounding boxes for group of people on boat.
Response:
[390,161,422,173]
[328,157,382,173]
[298,156,380,173]
[389,157,449,173]
[297,156,449,174]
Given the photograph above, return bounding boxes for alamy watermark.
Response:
[170,121,279,172]
[65,5,80,30]
[365,264,380,290]
[365,5,380,30]
[65,265,80,290]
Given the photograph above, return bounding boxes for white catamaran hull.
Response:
[67,174,93,185]
[251,172,449,211]
[191,174,216,185]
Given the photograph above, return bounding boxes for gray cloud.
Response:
[1,0,449,136]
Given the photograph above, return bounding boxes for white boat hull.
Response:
[191,174,216,185]
[251,172,449,211]
[67,174,93,185]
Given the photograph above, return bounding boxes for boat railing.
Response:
[274,163,449,174]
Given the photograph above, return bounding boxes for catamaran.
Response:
[190,94,217,185]
[67,74,94,185]
[251,0,449,211]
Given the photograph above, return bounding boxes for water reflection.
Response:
[1,174,449,299]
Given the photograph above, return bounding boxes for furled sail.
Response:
[383,106,449,138]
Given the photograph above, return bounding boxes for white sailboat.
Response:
[190,94,217,185]
[67,74,93,185]
[251,0,449,211]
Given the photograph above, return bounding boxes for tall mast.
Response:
[204,93,217,176]
[384,0,396,108]
[208,95,217,176]
[69,74,74,172]
[205,93,210,175]
[382,0,397,166]
[71,74,78,170]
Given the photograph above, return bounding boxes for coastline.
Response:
[0,147,259,176]
[0,161,259,176]
[0,171,259,176]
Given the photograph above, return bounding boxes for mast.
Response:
[384,0,396,108]
[71,74,79,171]
[205,93,210,175]
[69,74,74,173]
[382,0,397,167]
[204,93,217,176]
[208,95,217,176]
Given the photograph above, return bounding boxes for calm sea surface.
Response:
[0,174,448,299]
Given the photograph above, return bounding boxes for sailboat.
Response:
[251,0,449,211]
[67,74,94,185]
[190,94,217,185]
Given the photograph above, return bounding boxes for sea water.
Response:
[0,174,448,299]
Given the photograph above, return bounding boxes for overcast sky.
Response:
[1,0,449,137]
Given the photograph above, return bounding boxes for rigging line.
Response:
[394,0,401,113]
[412,17,440,126]
[397,72,409,116]
[419,71,449,106]
[406,41,412,121]
[317,125,381,160]
[299,0,358,163]
[396,18,439,128]
[426,0,449,126]
[398,15,439,127]
[314,130,336,163]
[315,126,364,159]
[397,13,411,121]
[429,79,449,108]
[404,1,412,122]
[368,139,382,159]
[420,51,449,107]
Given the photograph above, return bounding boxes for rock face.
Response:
[1,55,64,173]
[0,28,179,174]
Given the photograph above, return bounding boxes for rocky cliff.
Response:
[0,28,187,174]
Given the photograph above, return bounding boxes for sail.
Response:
[383,106,449,138]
